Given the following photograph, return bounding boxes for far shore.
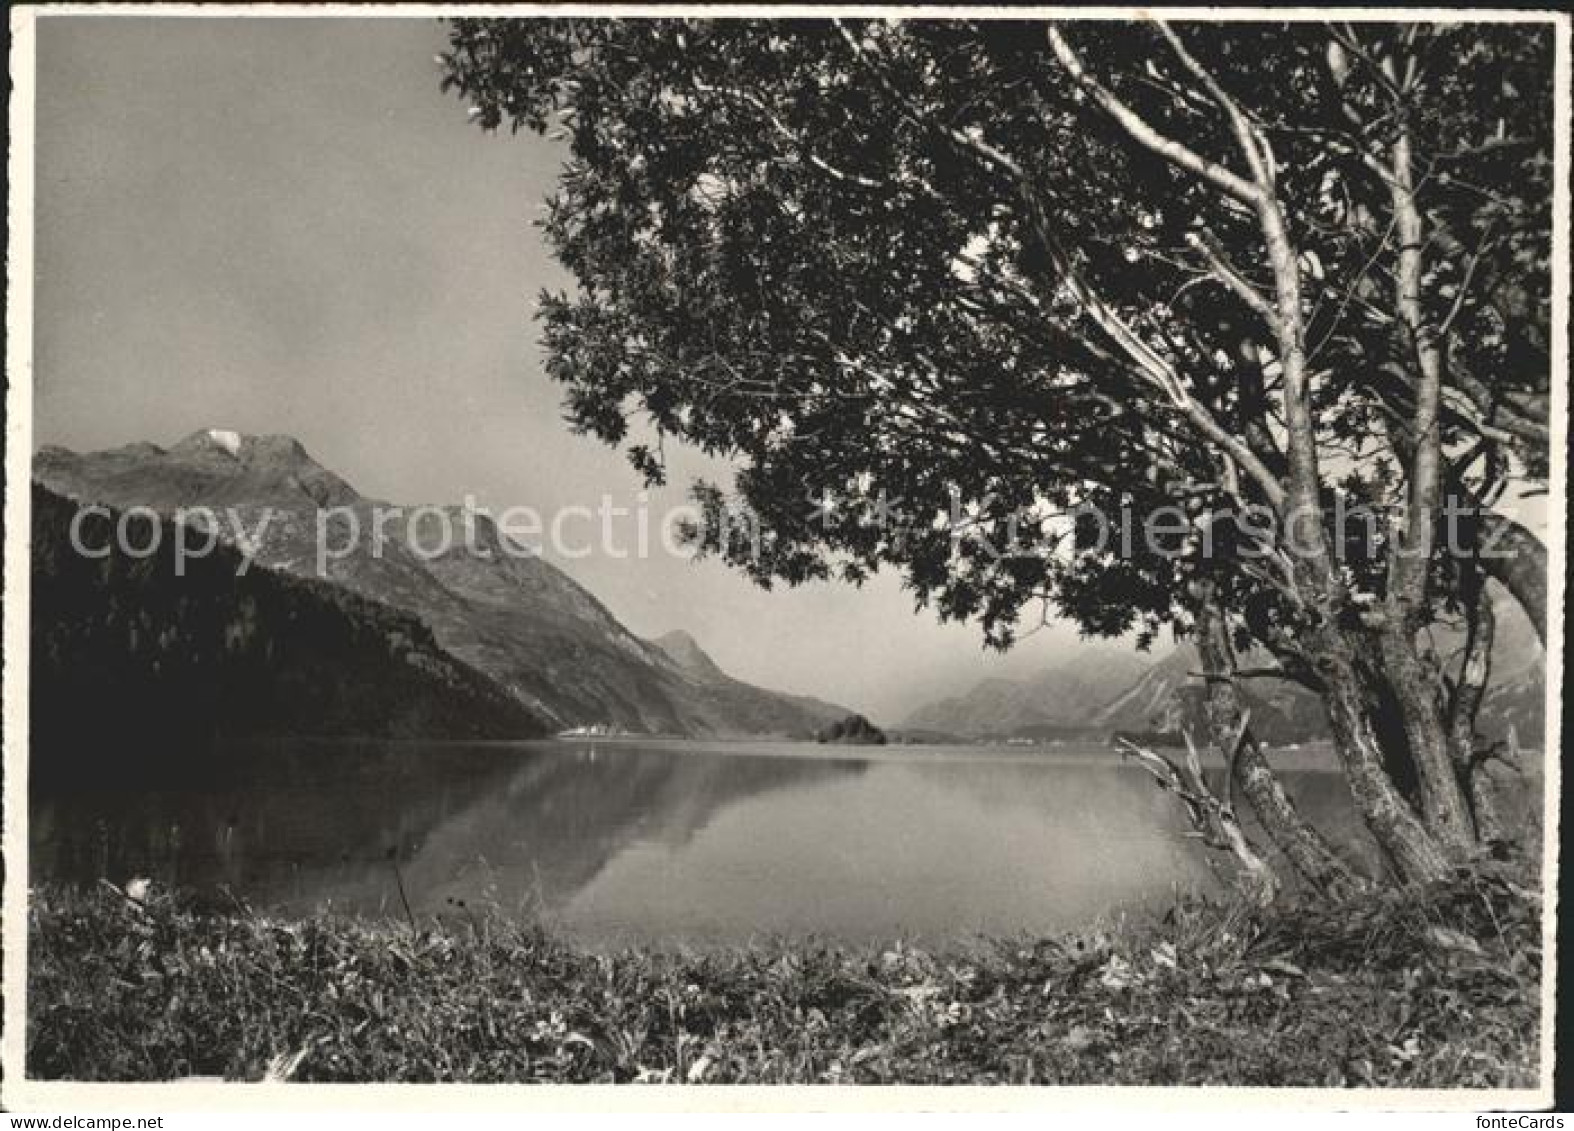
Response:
[546,732,1355,769]
[216,731,1555,774]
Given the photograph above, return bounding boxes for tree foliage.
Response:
[441,18,1554,885]
[443,18,1548,640]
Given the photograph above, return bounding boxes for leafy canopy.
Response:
[441,19,1552,651]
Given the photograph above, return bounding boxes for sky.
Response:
[31,15,1091,724]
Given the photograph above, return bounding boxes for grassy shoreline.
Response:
[27,867,1541,1086]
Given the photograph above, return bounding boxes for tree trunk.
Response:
[1308,629,1455,884]
[1373,623,1478,855]
[1374,120,1479,858]
[1356,658,1423,806]
[1448,578,1507,847]
[1227,113,1457,883]
[1468,768,1506,849]
[1049,27,1498,886]
[1191,587,1362,897]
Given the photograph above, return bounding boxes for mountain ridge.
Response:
[34,431,855,739]
[902,601,1545,748]
[900,648,1153,735]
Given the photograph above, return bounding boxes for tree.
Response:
[441,17,1554,894]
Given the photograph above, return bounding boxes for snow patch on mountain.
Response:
[207,428,243,456]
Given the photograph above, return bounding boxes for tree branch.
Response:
[1382,123,1447,618]
[1047,26,1263,205]
[837,19,1288,510]
[691,80,887,189]
[1157,23,1275,189]
[1188,230,1276,322]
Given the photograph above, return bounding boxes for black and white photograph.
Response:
[2,4,1566,1111]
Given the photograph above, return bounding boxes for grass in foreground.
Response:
[27,866,1541,1086]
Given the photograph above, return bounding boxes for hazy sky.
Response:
[32,15,1091,723]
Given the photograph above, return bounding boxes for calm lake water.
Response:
[30,738,1479,945]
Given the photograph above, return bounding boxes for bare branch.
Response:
[1047,26,1262,205]
[1438,225,1497,338]
[1119,730,1279,902]
[1187,230,1276,321]
[1156,23,1275,188]
[691,80,887,189]
[837,19,1288,510]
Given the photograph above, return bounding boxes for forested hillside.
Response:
[35,433,852,737]
[31,484,546,785]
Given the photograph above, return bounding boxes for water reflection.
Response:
[33,741,863,921]
[29,739,1539,945]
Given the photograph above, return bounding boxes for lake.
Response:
[29,737,1504,946]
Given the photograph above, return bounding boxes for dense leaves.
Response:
[441,19,1552,653]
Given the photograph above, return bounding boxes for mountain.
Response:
[31,483,548,784]
[902,596,1546,749]
[900,648,1153,737]
[1088,645,1330,746]
[649,629,852,735]
[653,630,726,681]
[1472,598,1547,749]
[33,432,853,738]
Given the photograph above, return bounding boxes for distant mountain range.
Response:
[901,650,1153,737]
[901,601,1545,749]
[33,432,851,741]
